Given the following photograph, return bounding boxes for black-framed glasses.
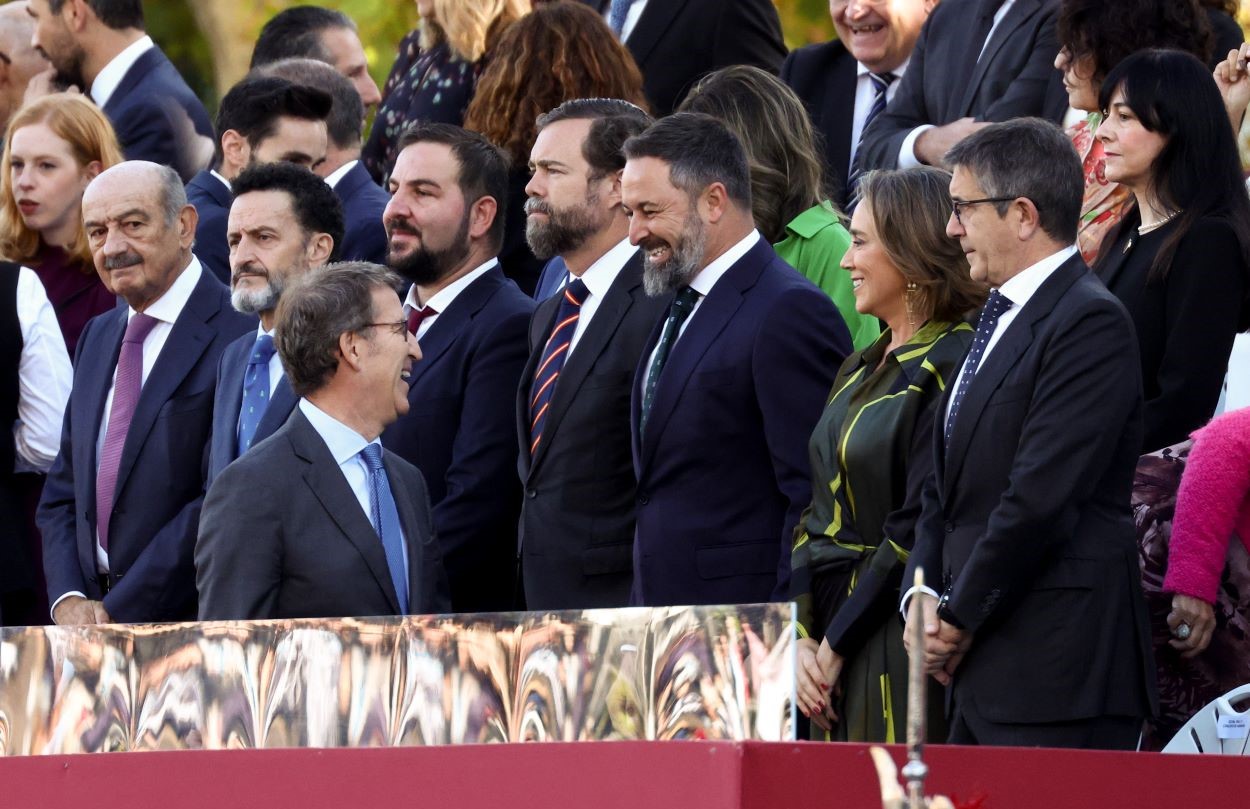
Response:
[361,320,409,337]
[951,197,1016,225]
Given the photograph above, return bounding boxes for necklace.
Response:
[1125,209,1182,254]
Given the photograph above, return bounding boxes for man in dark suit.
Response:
[781,0,934,207]
[857,0,1066,173]
[620,113,851,607]
[186,76,331,284]
[257,58,390,265]
[37,161,254,625]
[197,262,450,620]
[516,99,667,610]
[381,124,534,613]
[206,162,342,486]
[25,0,213,182]
[900,119,1156,749]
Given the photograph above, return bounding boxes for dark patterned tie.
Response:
[847,71,897,200]
[944,289,1014,451]
[359,443,409,613]
[236,333,276,456]
[529,278,590,454]
[641,286,701,433]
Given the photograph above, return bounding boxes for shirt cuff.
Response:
[899,584,940,620]
[50,591,87,622]
[898,125,935,169]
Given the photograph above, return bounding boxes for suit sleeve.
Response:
[977,7,1062,123]
[855,10,934,172]
[195,463,284,620]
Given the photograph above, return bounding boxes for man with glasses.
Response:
[901,118,1155,749]
[196,261,451,620]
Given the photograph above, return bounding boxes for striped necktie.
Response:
[847,71,897,201]
[529,278,590,454]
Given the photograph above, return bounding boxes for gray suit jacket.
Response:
[196,407,450,620]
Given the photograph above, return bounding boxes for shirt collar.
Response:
[689,230,760,297]
[574,237,635,300]
[856,56,910,80]
[324,159,358,189]
[404,257,497,311]
[128,256,202,326]
[90,35,154,107]
[210,169,231,191]
[298,398,371,465]
[997,245,1077,308]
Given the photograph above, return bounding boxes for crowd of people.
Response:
[0,0,1248,753]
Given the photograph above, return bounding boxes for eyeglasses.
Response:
[951,197,1017,225]
[361,320,409,337]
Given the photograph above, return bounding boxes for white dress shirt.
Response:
[850,58,909,173]
[89,35,154,107]
[13,267,72,472]
[210,170,231,192]
[565,237,635,355]
[403,257,498,341]
[324,159,358,190]
[604,0,649,41]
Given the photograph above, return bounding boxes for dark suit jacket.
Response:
[102,45,213,183]
[629,237,851,607]
[905,254,1157,727]
[186,170,232,285]
[516,252,670,610]
[381,265,534,612]
[196,407,450,620]
[781,39,858,209]
[333,161,391,265]
[205,329,298,486]
[858,0,1065,172]
[37,266,254,623]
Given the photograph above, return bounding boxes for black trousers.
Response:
[948,698,1143,750]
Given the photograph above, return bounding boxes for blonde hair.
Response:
[419,0,530,62]
[0,93,125,266]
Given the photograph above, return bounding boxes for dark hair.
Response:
[678,65,828,243]
[48,0,142,29]
[396,123,510,252]
[232,162,345,263]
[254,58,363,150]
[1058,0,1211,86]
[1095,49,1250,318]
[213,76,332,165]
[623,112,752,208]
[250,6,354,69]
[944,117,1082,244]
[275,261,403,397]
[535,98,653,179]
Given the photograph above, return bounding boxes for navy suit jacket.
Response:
[629,237,851,607]
[102,45,214,183]
[37,266,254,622]
[205,329,298,486]
[781,39,858,209]
[381,265,534,612]
[186,170,232,285]
[333,161,391,265]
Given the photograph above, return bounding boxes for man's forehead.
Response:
[395,141,458,182]
[83,185,160,217]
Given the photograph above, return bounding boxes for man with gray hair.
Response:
[620,112,851,607]
[0,2,49,139]
[901,117,1156,749]
[196,262,450,620]
[37,160,254,625]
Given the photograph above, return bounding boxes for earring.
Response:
[905,281,918,329]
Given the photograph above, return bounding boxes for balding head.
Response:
[0,2,50,132]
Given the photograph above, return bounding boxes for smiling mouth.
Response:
[851,24,884,35]
[851,276,864,289]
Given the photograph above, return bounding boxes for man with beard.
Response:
[186,76,331,285]
[205,162,344,486]
[380,123,534,613]
[515,99,670,610]
[24,0,213,181]
[37,161,253,624]
[621,113,852,607]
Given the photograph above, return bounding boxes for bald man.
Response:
[0,2,49,136]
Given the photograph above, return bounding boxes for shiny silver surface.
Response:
[0,604,794,754]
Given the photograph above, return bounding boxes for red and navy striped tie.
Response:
[529,278,589,454]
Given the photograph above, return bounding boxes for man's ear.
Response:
[468,195,498,241]
[176,205,198,249]
[65,0,93,33]
[1014,197,1043,241]
[220,130,249,175]
[700,181,731,225]
[338,329,365,372]
[307,232,334,266]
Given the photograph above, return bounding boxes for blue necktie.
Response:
[529,278,589,454]
[609,0,637,36]
[944,289,1014,451]
[359,443,410,613]
[237,333,277,456]
[847,71,897,201]
[641,286,701,433]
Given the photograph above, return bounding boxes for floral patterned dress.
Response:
[1071,111,1133,266]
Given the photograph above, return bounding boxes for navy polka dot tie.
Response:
[237,333,276,456]
[944,288,1013,451]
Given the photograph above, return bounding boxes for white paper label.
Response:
[1217,714,1249,739]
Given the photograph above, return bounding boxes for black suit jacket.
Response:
[333,161,391,264]
[781,39,858,209]
[186,170,232,285]
[381,266,534,612]
[515,252,669,610]
[905,254,1157,727]
[858,0,1065,172]
[196,407,450,620]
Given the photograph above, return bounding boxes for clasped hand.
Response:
[902,593,971,686]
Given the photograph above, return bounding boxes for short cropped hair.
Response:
[274,261,403,397]
[396,123,510,252]
[943,118,1082,244]
[48,0,142,30]
[213,76,332,165]
[154,163,188,226]
[535,98,653,179]
[622,112,752,208]
[250,6,355,68]
[232,162,345,262]
[255,58,363,149]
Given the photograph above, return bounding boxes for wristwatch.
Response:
[936,590,964,630]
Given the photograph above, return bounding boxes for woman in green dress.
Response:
[791,167,986,742]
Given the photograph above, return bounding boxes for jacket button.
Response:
[526,489,536,499]
[944,521,955,533]
[637,492,650,505]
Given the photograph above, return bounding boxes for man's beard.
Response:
[231,265,287,315]
[49,45,87,92]
[641,212,707,297]
[387,211,472,286]
[524,191,604,259]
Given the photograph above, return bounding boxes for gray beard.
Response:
[641,214,706,297]
[232,283,280,315]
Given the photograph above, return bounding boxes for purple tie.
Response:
[96,313,159,552]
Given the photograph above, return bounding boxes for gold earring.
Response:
[905,281,918,329]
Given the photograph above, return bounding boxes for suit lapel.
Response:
[77,310,127,525]
[255,376,297,442]
[823,44,858,195]
[624,0,691,66]
[102,47,160,114]
[407,269,501,388]
[958,0,1041,117]
[217,335,249,452]
[385,453,423,614]
[518,293,561,480]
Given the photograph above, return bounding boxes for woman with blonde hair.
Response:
[362,0,529,183]
[1,92,122,355]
